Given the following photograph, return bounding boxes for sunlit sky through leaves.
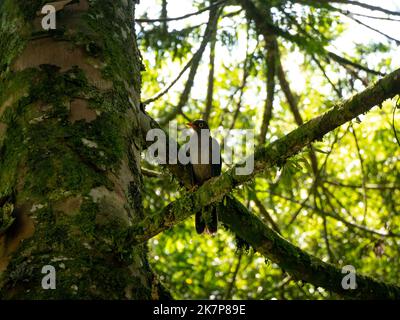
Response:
[136,0,400,107]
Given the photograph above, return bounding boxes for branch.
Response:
[159,5,222,125]
[224,250,243,299]
[141,167,163,178]
[238,0,385,76]
[204,0,219,122]
[276,48,319,173]
[181,68,400,213]
[265,188,399,239]
[136,0,227,23]
[161,0,168,33]
[135,194,400,298]
[136,68,400,242]
[227,24,254,130]
[135,69,400,299]
[277,56,303,125]
[294,0,400,17]
[259,22,277,145]
[322,180,400,190]
[252,195,281,234]
[350,124,368,224]
[347,15,400,45]
[339,10,400,22]
[221,197,400,299]
[141,55,195,106]
[323,0,400,17]
[327,52,385,77]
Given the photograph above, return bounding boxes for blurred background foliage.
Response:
[136,0,400,299]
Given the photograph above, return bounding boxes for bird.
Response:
[187,119,221,234]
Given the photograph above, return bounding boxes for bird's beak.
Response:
[186,122,194,128]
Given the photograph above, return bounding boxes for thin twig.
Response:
[321,184,357,223]
[159,5,223,125]
[297,0,400,17]
[263,189,400,239]
[311,55,343,97]
[346,14,400,45]
[287,125,347,226]
[322,180,400,190]
[350,124,368,224]
[339,9,400,22]
[203,0,219,122]
[315,192,336,262]
[393,97,400,147]
[142,167,163,178]
[224,251,243,299]
[228,24,253,130]
[141,55,195,106]
[277,49,319,174]
[253,195,281,234]
[136,0,227,23]
[327,0,400,17]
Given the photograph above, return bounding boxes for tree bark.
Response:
[258,9,277,145]
[0,0,168,299]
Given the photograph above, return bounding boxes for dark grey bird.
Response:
[187,119,221,234]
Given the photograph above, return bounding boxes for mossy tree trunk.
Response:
[0,0,166,299]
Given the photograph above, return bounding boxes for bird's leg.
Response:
[187,164,198,192]
[188,184,198,192]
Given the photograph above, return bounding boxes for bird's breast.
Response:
[192,163,212,185]
[188,132,220,185]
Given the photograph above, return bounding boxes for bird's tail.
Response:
[195,211,206,234]
[195,206,218,234]
[206,206,218,234]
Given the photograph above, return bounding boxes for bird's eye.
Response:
[199,123,203,128]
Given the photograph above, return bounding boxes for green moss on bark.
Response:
[0,0,162,300]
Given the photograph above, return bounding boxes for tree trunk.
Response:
[0,0,166,299]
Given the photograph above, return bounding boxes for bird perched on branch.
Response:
[187,119,221,234]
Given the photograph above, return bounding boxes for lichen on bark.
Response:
[0,0,166,299]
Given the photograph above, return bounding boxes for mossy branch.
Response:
[146,68,400,221]
[221,197,400,299]
[134,196,400,299]
[136,68,400,299]
[139,68,400,239]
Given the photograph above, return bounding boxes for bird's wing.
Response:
[210,137,221,177]
[184,140,191,159]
